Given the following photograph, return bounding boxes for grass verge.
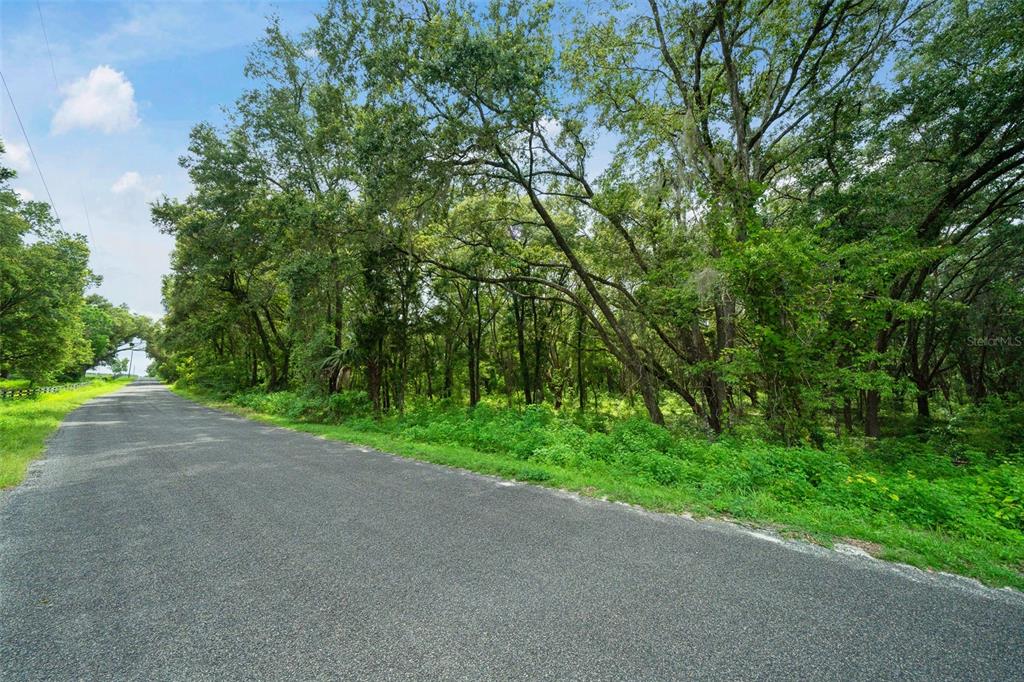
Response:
[0,378,132,488]
[173,386,1024,591]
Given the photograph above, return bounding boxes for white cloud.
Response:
[538,116,562,139]
[110,171,162,202]
[52,66,140,135]
[13,187,34,201]
[111,171,142,193]
[3,141,33,173]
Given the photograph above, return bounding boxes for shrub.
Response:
[327,391,372,421]
[942,397,1024,464]
[964,465,1024,532]
[514,465,552,482]
[231,390,317,421]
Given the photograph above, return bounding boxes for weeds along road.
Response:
[1,379,1021,680]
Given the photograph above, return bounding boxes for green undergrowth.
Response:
[176,386,1024,590]
[0,378,133,488]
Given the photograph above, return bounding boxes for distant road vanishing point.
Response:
[1,380,1022,680]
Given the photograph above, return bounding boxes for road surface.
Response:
[1,380,1022,680]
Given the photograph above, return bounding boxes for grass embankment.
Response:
[0,378,132,488]
[176,386,1024,589]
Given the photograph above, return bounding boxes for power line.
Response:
[0,69,63,227]
[36,1,59,88]
[79,188,96,243]
[35,0,96,245]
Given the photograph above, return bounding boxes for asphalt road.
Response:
[1,380,1022,680]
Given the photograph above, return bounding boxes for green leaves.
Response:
[153,1,1024,445]
[0,147,98,383]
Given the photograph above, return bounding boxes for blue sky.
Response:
[1,0,325,325]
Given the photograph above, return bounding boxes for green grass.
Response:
[0,378,132,488]
[174,386,1024,590]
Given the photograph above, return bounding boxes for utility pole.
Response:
[127,341,136,377]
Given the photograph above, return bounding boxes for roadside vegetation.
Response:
[175,386,1024,590]
[149,0,1020,589]
[0,378,132,488]
[1,141,153,386]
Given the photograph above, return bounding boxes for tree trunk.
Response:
[251,312,280,391]
[576,308,586,412]
[467,328,480,407]
[916,391,930,420]
[638,368,664,425]
[424,345,434,400]
[700,373,724,433]
[513,294,532,404]
[443,346,453,399]
[467,285,482,407]
[864,390,881,438]
[530,297,545,403]
[367,357,382,416]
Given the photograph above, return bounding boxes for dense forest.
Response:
[151,0,1023,444]
[0,141,149,384]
